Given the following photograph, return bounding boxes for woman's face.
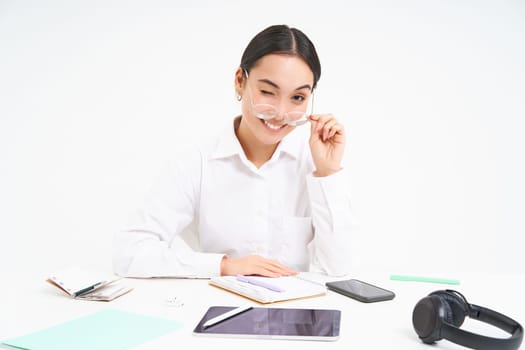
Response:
[237,54,314,146]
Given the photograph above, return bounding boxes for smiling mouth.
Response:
[262,119,286,131]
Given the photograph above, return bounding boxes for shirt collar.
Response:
[209,116,303,161]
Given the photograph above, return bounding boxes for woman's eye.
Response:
[292,95,305,102]
[260,90,274,95]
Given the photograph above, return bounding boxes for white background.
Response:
[1,0,524,281]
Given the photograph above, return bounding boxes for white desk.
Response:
[1,272,523,349]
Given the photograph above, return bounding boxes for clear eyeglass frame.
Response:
[243,70,314,127]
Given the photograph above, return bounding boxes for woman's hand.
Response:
[308,114,345,177]
[220,255,297,277]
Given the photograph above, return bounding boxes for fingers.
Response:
[221,255,298,277]
[259,258,297,277]
[249,256,297,277]
[309,114,344,142]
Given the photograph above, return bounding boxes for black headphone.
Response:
[412,290,523,350]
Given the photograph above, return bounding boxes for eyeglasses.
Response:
[244,71,314,127]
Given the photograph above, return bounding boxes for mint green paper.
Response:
[2,309,182,350]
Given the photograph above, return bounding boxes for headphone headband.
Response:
[442,304,523,350]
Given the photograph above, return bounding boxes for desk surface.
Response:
[1,272,523,349]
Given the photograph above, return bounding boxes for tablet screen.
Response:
[193,306,340,341]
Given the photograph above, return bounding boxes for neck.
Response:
[235,117,277,168]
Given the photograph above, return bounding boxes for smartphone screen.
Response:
[326,279,395,303]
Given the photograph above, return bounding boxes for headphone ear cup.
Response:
[412,295,446,344]
[429,290,468,327]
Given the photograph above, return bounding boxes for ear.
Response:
[234,67,245,96]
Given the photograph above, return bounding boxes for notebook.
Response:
[209,274,327,304]
[46,266,132,301]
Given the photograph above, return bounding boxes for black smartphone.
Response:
[325,279,395,303]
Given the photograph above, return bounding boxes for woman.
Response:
[113,24,353,278]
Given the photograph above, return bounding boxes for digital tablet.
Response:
[193,306,341,341]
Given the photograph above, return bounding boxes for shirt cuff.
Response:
[187,252,226,278]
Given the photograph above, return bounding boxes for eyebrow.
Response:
[258,78,312,91]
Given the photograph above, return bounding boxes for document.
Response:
[209,274,327,304]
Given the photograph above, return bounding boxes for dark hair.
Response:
[240,24,321,89]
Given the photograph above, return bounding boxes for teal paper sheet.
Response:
[2,309,182,350]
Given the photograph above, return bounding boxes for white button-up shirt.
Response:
[113,117,353,278]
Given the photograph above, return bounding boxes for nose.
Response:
[273,112,286,122]
[273,100,291,122]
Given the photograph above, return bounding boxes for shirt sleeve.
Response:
[112,147,224,278]
[306,168,354,276]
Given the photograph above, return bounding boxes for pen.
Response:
[390,275,460,285]
[74,282,103,297]
[203,306,253,328]
[235,275,285,293]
